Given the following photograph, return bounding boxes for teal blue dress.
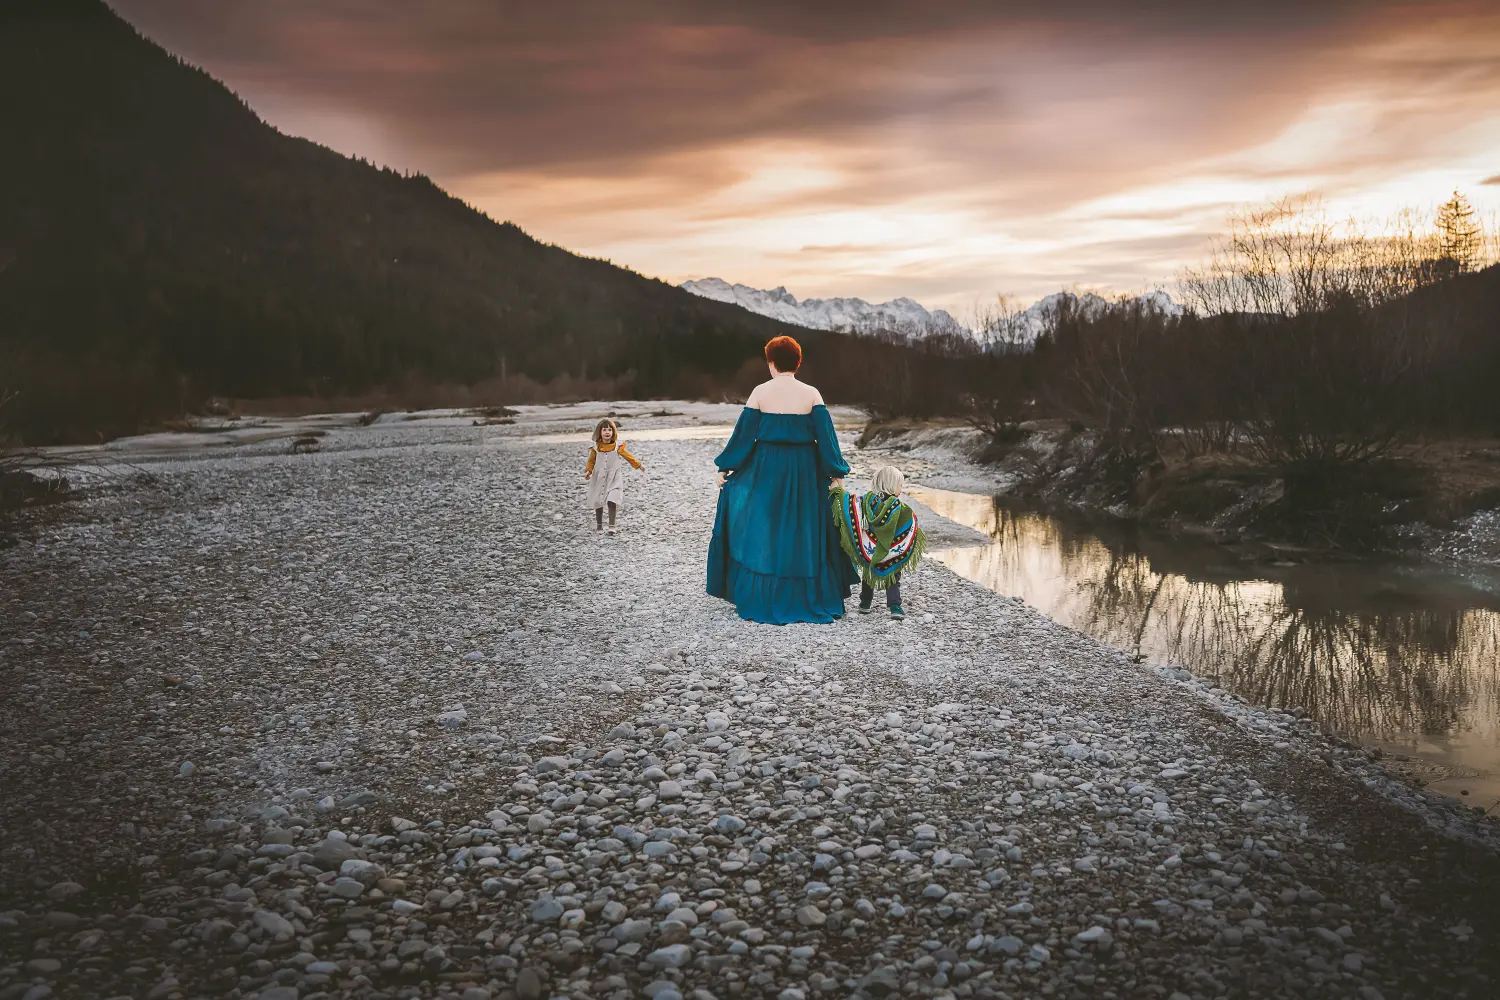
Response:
[706,405,860,624]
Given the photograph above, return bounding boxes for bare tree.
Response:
[1171,195,1458,481]
[970,294,1034,353]
[1181,195,1443,318]
[1050,297,1171,495]
[961,294,1045,450]
[1233,302,1415,468]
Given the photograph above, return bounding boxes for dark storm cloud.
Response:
[108,0,1484,177]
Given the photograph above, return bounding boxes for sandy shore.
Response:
[2,406,1497,1000]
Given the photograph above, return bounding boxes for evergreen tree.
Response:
[1435,190,1482,277]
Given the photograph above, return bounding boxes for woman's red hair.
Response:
[764,335,802,373]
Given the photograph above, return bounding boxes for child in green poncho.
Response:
[832,465,926,620]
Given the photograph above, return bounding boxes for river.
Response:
[911,486,1500,813]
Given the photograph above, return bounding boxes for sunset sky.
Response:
[111,0,1500,314]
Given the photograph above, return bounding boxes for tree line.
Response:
[0,0,841,444]
[926,193,1500,543]
[4,0,1497,476]
[964,194,1499,452]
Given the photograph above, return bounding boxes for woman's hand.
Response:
[717,470,728,488]
[584,472,592,481]
[830,477,844,490]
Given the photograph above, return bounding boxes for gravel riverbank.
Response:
[2,411,1498,1000]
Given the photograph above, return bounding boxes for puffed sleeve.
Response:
[812,404,850,480]
[714,407,762,472]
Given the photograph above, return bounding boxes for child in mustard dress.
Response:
[584,418,644,533]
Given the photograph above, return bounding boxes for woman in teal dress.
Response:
[706,336,860,624]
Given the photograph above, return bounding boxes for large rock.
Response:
[648,943,693,968]
[795,905,826,927]
[310,837,359,871]
[530,898,565,922]
[251,909,294,939]
[516,969,542,1000]
[339,859,385,884]
[612,919,652,942]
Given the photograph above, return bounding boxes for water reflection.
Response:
[911,487,1500,806]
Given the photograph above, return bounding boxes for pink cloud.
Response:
[108,0,1500,303]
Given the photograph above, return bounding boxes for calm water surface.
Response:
[911,487,1500,811]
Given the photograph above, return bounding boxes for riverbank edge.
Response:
[857,418,1500,831]
[859,418,1500,569]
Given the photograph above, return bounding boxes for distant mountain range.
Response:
[682,278,1184,344]
[681,278,965,337]
[1000,290,1184,344]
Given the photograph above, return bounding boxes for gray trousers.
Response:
[860,575,902,607]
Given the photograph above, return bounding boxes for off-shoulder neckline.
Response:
[742,403,827,416]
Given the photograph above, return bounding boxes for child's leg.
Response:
[607,501,617,527]
[887,575,903,609]
[859,582,874,605]
[595,507,603,530]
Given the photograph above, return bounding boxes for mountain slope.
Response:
[681,278,964,336]
[0,0,813,440]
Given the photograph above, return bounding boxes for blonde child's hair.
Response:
[872,465,905,496]
[592,418,619,447]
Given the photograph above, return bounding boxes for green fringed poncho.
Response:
[832,488,927,590]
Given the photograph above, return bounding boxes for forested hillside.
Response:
[0,0,822,442]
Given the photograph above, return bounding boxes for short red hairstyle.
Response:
[764,335,803,373]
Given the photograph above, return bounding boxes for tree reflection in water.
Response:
[912,488,1500,742]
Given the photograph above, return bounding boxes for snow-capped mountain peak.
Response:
[681,277,963,336]
[991,289,1185,345]
[681,277,1184,345]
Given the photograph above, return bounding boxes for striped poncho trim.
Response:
[832,489,927,590]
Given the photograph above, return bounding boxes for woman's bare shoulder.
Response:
[791,379,825,407]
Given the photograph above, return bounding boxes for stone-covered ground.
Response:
[2,412,1497,1000]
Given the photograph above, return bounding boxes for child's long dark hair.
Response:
[592,418,619,447]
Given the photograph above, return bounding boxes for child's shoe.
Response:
[889,605,905,620]
[607,525,617,536]
[858,598,873,614]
